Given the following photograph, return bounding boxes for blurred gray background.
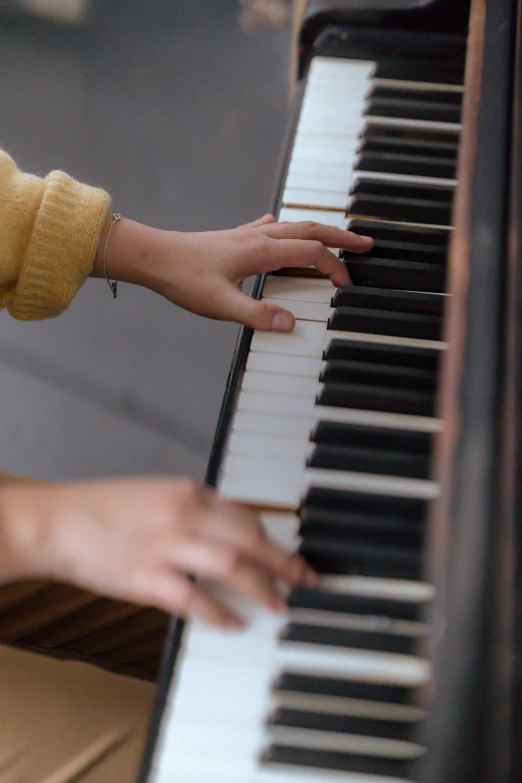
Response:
[0,0,291,481]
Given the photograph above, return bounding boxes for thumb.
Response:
[241,213,276,229]
[219,283,295,331]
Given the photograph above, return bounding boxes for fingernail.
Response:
[271,311,294,331]
[303,568,320,588]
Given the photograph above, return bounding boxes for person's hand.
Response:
[0,477,317,627]
[93,214,373,331]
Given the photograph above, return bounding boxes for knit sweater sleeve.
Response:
[0,149,111,320]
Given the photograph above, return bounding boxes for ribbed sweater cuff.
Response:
[9,170,111,320]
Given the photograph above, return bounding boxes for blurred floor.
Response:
[0,0,291,481]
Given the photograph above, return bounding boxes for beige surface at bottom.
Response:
[0,644,155,783]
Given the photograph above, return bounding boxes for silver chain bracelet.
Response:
[103,212,122,298]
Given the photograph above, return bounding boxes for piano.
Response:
[138,0,522,780]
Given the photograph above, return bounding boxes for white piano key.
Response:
[288,160,355,180]
[308,56,375,79]
[276,643,430,687]
[251,323,447,358]
[218,475,301,509]
[221,458,439,501]
[158,726,421,779]
[227,431,310,461]
[274,691,426,722]
[266,725,423,759]
[185,617,430,685]
[287,608,429,637]
[319,576,435,603]
[168,660,274,722]
[246,351,323,377]
[262,276,334,303]
[354,169,457,189]
[278,208,347,229]
[236,389,316,416]
[291,144,362,165]
[232,405,442,435]
[232,410,314,440]
[283,188,348,211]
[369,77,464,93]
[364,115,461,134]
[261,297,332,321]
[240,372,318,397]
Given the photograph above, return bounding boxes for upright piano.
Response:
[138,0,522,780]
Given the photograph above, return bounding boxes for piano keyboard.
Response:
[148,51,462,783]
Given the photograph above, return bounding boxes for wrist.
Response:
[0,486,45,583]
[92,215,172,292]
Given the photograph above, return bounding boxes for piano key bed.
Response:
[143,38,468,783]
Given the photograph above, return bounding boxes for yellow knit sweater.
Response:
[0,149,111,320]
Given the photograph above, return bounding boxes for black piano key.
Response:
[328,306,442,340]
[317,382,435,416]
[268,708,418,740]
[288,587,423,621]
[373,60,464,84]
[301,488,426,519]
[356,150,456,179]
[330,287,444,316]
[350,178,453,202]
[319,360,437,391]
[299,509,423,548]
[311,421,432,452]
[308,443,430,479]
[274,673,414,704]
[263,746,418,774]
[344,256,446,293]
[323,339,439,370]
[348,194,452,225]
[263,746,418,775]
[281,623,417,655]
[368,85,463,105]
[342,238,447,263]
[299,538,422,579]
[366,97,461,123]
[360,134,459,159]
[347,218,450,245]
